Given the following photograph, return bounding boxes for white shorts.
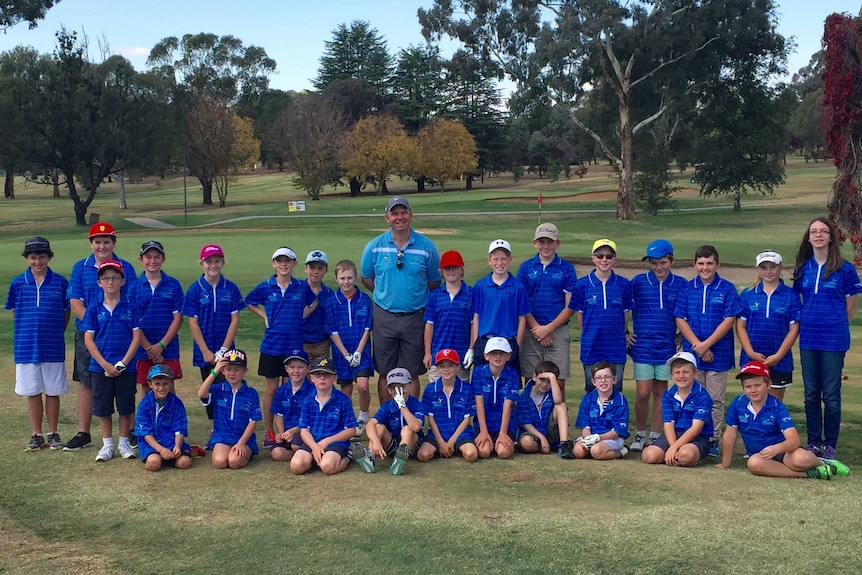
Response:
[16,363,70,397]
[575,436,626,452]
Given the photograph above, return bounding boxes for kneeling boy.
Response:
[291,357,357,475]
[642,352,713,466]
[716,361,849,480]
[360,367,426,475]
[517,361,573,458]
[417,349,478,462]
[573,361,630,460]
[271,349,315,462]
[135,364,192,471]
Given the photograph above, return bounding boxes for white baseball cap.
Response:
[755,250,782,266]
[484,337,513,354]
[666,351,698,368]
[488,239,511,254]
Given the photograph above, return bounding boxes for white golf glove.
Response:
[394,387,407,409]
[462,349,475,369]
[351,351,362,367]
[583,434,600,447]
[214,347,228,362]
[345,353,356,367]
[114,360,126,373]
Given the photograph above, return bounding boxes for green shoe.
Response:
[351,439,375,474]
[821,459,850,477]
[389,444,409,476]
[807,464,834,480]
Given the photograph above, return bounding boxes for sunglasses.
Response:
[396,250,404,270]
[593,253,616,260]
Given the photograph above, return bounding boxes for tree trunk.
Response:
[466,175,473,190]
[381,180,388,195]
[118,170,127,209]
[68,179,88,226]
[52,168,60,198]
[349,177,361,197]
[199,176,214,205]
[616,103,637,221]
[416,177,425,192]
[4,168,14,199]
[733,184,742,211]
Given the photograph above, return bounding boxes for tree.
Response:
[0,0,58,30]
[340,113,416,195]
[823,11,862,261]
[313,20,393,96]
[415,118,477,190]
[420,0,788,220]
[391,44,446,133]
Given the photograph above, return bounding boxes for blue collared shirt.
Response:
[298,389,358,450]
[67,254,136,329]
[726,394,795,456]
[82,297,140,372]
[271,379,315,429]
[424,281,473,363]
[473,272,531,339]
[6,268,69,364]
[575,389,630,438]
[516,381,555,436]
[673,273,742,371]
[629,271,684,365]
[793,258,862,351]
[569,271,634,364]
[372,396,426,437]
[245,276,314,355]
[421,377,476,443]
[471,363,521,435]
[661,382,714,439]
[738,280,801,372]
[201,380,262,454]
[325,288,374,378]
[135,390,190,460]
[516,254,577,326]
[182,275,246,367]
[128,271,184,361]
[302,282,334,344]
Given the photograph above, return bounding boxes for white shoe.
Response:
[356,417,368,437]
[629,432,647,452]
[95,445,114,462]
[648,431,662,446]
[118,442,136,460]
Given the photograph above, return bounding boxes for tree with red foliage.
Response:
[823,11,862,263]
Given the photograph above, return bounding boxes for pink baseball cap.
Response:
[200,244,225,260]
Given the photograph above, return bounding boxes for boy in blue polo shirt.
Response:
[569,239,633,392]
[674,245,742,456]
[6,237,70,451]
[326,259,374,434]
[642,352,713,466]
[362,367,427,475]
[135,364,192,471]
[66,222,137,452]
[198,349,261,469]
[291,357,358,476]
[417,350,478,463]
[245,246,316,449]
[628,239,685,451]
[573,362,630,459]
[518,223,577,397]
[270,349,314,463]
[517,361,573,459]
[472,338,520,459]
[424,250,473,381]
[183,244,246,425]
[302,250,334,362]
[471,239,530,372]
[83,260,142,462]
[716,361,849,480]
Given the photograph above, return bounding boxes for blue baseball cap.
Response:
[642,239,673,261]
[283,349,310,365]
[147,364,174,380]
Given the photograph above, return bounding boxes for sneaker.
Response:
[46,432,63,450]
[356,416,368,437]
[619,445,629,458]
[389,444,410,476]
[263,430,278,449]
[708,440,720,458]
[820,458,850,477]
[807,464,834,480]
[821,445,837,460]
[804,444,822,457]
[63,432,93,451]
[118,442,136,460]
[629,432,647,452]
[95,445,114,462]
[350,438,375,473]
[25,434,45,452]
[190,445,207,457]
[648,431,662,446]
[128,434,138,448]
[557,440,575,460]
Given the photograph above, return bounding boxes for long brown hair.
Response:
[793,217,843,281]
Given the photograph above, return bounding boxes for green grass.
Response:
[1,157,861,574]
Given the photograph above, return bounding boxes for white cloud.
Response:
[118,47,149,58]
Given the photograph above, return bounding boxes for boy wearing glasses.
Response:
[568,239,633,392]
[573,362,630,459]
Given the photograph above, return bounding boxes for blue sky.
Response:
[2,0,858,93]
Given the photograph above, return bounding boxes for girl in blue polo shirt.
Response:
[737,250,801,403]
[792,218,862,460]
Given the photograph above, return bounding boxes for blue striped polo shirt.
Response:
[360,229,441,313]
[630,271,685,365]
[182,275,246,367]
[67,254,136,329]
[517,254,577,325]
[6,268,69,363]
[81,297,140,372]
[793,258,862,351]
[424,281,473,363]
[421,377,476,443]
[470,363,521,435]
[569,271,634,364]
[128,271,185,361]
[738,281,801,371]
[325,288,374,379]
[661,382,714,439]
[673,274,742,371]
[726,394,795,456]
[271,379,315,429]
[302,282,334,344]
[575,389,630,438]
[372,395,426,437]
[135,390,190,461]
[245,276,314,356]
[473,272,531,339]
[298,388,358,450]
[516,381,555,436]
[202,380,262,454]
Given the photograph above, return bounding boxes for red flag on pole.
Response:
[538,191,543,207]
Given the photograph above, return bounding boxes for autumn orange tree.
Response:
[415,118,477,190]
[340,112,418,194]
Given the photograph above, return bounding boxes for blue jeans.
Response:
[584,362,625,393]
[800,349,844,448]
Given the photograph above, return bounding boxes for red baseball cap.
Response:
[435,349,460,365]
[439,250,465,269]
[97,259,124,277]
[88,222,116,240]
[735,361,771,380]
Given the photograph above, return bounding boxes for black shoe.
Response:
[63,432,93,451]
[558,440,575,460]
[129,433,137,448]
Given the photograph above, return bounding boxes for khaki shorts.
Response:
[519,324,571,379]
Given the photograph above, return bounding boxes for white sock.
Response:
[119,436,130,446]
[359,411,368,421]
[102,437,114,448]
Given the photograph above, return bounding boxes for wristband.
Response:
[158,340,166,349]
[210,369,218,377]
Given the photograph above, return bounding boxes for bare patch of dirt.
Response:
[0,519,116,574]
[504,470,600,488]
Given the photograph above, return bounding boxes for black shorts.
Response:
[770,371,793,389]
[489,429,517,443]
[338,368,373,386]
[273,436,303,450]
[258,352,286,378]
[419,435,474,456]
[73,328,95,387]
[299,442,349,459]
[142,449,192,466]
[92,371,136,417]
[650,434,710,461]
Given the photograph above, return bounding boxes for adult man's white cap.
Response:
[755,250,782,266]
[488,239,511,254]
[666,351,698,368]
[484,336,513,354]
